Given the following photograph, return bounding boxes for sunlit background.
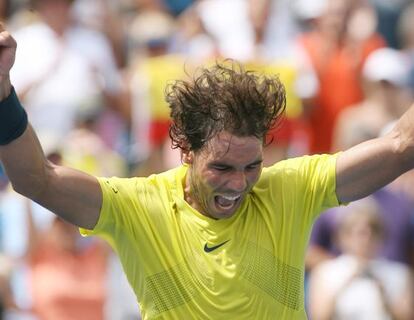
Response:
[1,0,414,319]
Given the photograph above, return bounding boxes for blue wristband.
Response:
[0,87,28,145]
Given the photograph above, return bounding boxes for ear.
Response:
[181,150,194,164]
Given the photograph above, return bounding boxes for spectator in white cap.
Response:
[363,48,410,88]
[333,47,412,151]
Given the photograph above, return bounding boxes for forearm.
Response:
[0,86,47,209]
[0,73,53,199]
[0,74,11,99]
[389,103,414,170]
[1,123,102,228]
[0,124,50,199]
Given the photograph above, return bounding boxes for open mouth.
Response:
[214,194,241,210]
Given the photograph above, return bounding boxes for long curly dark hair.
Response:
[166,61,286,152]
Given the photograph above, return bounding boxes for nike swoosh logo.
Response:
[204,240,230,253]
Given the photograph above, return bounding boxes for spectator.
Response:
[307,188,414,269]
[307,47,414,271]
[197,0,256,61]
[72,0,128,68]
[26,137,108,320]
[333,47,411,151]
[309,199,414,320]
[10,0,129,143]
[27,214,108,320]
[127,10,185,174]
[370,0,409,48]
[298,0,385,153]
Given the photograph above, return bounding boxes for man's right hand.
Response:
[0,23,16,99]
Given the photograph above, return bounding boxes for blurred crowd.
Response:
[0,0,414,319]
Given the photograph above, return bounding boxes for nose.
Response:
[227,171,247,192]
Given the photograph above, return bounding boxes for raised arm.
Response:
[0,28,102,229]
[336,102,414,203]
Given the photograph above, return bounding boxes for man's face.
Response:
[184,131,263,219]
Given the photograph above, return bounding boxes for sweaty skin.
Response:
[184,131,263,220]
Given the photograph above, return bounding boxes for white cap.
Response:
[362,48,410,87]
[293,0,328,20]
[129,11,175,47]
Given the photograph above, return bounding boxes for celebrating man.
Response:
[0,26,413,319]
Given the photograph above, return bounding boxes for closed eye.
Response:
[212,165,231,172]
[246,161,263,170]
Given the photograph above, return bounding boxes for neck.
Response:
[184,167,210,218]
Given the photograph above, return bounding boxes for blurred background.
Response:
[1,0,414,319]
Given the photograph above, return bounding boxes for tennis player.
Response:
[0,27,413,319]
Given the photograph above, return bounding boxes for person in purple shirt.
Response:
[307,187,414,269]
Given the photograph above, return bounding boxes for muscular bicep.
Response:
[34,163,102,229]
[335,136,405,203]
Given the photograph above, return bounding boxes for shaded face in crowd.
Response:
[184,131,263,219]
[338,214,383,259]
